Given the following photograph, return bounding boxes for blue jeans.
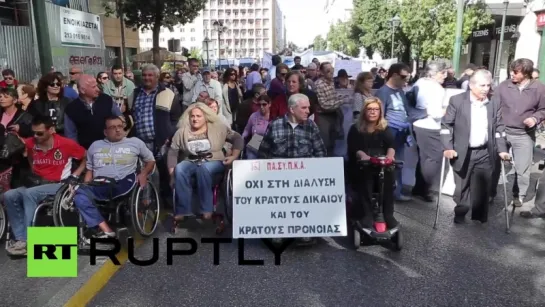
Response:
[174,160,225,216]
[245,147,258,160]
[73,173,137,228]
[4,183,62,241]
[388,127,407,199]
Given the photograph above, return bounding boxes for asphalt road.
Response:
[89,174,545,306]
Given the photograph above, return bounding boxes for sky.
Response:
[277,0,328,48]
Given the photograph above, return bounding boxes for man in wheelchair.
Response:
[73,116,155,243]
[5,115,86,256]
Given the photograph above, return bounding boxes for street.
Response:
[88,177,545,306]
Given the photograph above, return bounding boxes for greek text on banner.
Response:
[232,158,347,239]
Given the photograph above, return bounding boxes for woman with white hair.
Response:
[167,103,244,223]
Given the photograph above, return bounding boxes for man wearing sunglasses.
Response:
[375,63,412,202]
[4,115,86,256]
[0,69,17,90]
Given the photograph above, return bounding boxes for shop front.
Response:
[469,15,522,81]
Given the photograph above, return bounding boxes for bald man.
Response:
[64,74,122,149]
[69,66,83,93]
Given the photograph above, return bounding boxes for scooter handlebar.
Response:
[358,157,403,168]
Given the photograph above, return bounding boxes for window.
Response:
[263,29,269,37]
[210,10,216,17]
[263,9,269,16]
[263,18,269,27]
[181,37,186,41]
[180,28,185,32]
[204,10,209,18]
[160,37,165,42]
[160,28,165,33]
[191,28,195,32]
[191,37,196,42]
[146,38,152,43]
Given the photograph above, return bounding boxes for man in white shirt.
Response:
[406,63,448,202]
[440,69,510,224]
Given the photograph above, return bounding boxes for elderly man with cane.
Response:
[440,69,511,224]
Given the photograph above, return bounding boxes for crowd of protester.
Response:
[0,54,544,255]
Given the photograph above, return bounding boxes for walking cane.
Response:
[500,160,511,234]
[433,156,447,229]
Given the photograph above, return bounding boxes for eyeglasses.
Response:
[106,125,124,130]
[399,74,410,79]
[101,76,109,80]
[32,131,45,136]
[366,108,380,112]
[49,82,61,87]
[259,103,269,107]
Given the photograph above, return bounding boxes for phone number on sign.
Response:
[64,32,91,41]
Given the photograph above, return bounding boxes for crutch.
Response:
[433,156,447,229]
[500,159,511,234]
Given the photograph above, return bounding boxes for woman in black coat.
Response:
[27,72,71,136]
[0,88,33,190]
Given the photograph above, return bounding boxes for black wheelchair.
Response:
[52,170,161,248]
[168,151,235,235]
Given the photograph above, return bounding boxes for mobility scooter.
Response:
[349,156,403,251]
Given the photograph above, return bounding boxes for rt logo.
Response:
[27,227,78,278]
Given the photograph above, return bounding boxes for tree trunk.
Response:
[152,24,161,67]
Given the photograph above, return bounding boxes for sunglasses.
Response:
[49,82,61,87]
[230,73,237,76]
[164,76,171,79]
[69,72,79,75]
[259,103,269,107]
[101,76,109,80]
[32,131,45,136]
[3,77,13,80]
[279,73,287,77]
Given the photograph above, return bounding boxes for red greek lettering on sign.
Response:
[68,55,104,66]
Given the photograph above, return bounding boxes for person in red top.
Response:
[270,71,319,121]
[4,115,86,256]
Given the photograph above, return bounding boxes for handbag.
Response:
[247,134,264,151]
[0,113,27,160]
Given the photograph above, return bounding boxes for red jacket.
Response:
[270,94,288,120]
[0,79,18,89]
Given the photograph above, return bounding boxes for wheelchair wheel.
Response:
[0,205,7,241]
[53,184,80,227]
[223,168,233,224]
[130,182,160,237]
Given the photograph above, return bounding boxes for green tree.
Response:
[103,0,207,66]
[400,0,491,59]
[189,47,202,60]
[312,35,327,50]
[326,21,360,57]
[351,0,405,59]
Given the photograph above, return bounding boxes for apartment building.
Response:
[139,0,284,60]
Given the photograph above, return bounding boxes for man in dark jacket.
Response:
[64,74,122,149]
[441,69,510,224]
[496,58,545,216]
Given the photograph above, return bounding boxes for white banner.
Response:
[60,7,102,49]
[232,158,347,239]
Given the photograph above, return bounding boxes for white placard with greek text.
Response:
[232,158,347,239]
[60,7,102,49]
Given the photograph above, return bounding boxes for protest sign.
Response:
[334,59,362,80]
[232,158,347,239]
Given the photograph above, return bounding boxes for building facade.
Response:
[88,0,139,68]
[139,0,284,61]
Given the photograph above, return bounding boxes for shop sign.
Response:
[537,12,545,28]
[471,26,493,42]
[60,7,102,49]
[69,55,103,66]
[495,24,518,40]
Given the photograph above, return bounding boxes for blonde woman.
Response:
[353,72,375,120]
[167,103,243,223]
[347,97,397,230]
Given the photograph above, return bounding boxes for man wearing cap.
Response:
[335,69,353,89]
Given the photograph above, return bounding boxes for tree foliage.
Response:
[326,21,360,57]
[312,35,327,51]
[103,0,207,66]
[351,0,493,61]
